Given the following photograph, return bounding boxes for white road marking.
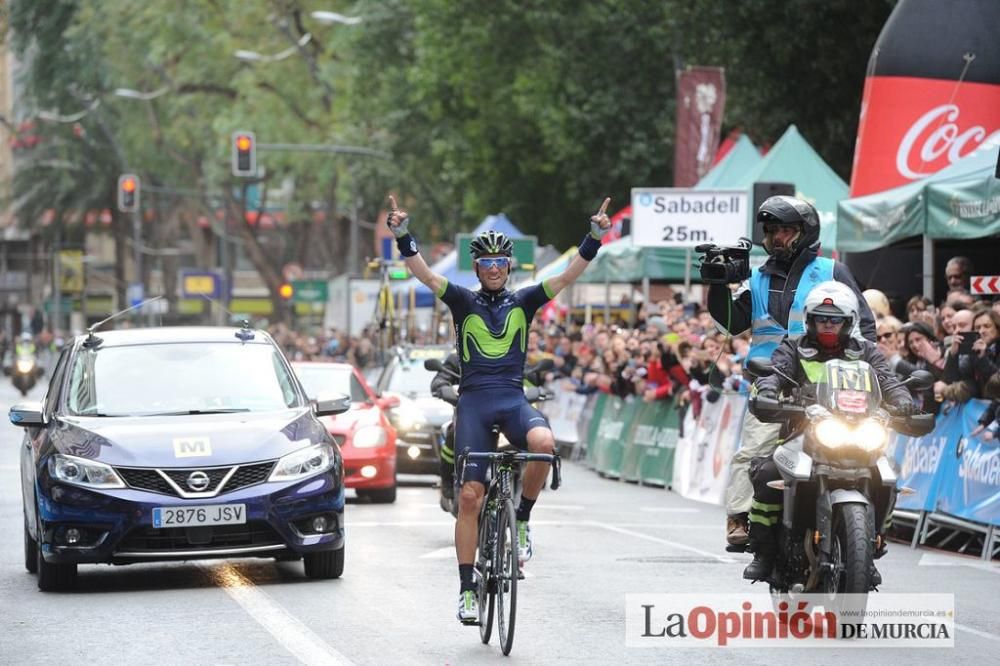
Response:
[638,507,700,513]
[918,552,1000,576]
[420,547,454,559]
[535,504,585,511]
[202,563,355,666]
[585,521,737,564]
[347,519,720,530]
[955,623,1000,643]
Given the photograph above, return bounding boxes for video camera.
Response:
[696,237,753,284]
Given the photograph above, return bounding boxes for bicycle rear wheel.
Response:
[496,498,518,655]
[477,502,496,644]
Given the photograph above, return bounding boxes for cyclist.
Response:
[387,194,610,623]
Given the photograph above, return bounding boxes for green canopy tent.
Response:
[579,126,847,286]
[837,144,1000,297]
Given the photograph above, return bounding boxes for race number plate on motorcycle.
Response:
[152,504,246,528]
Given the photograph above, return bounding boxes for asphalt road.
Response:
[0,377,997,665]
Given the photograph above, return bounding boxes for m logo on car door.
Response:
[173,437,212,458]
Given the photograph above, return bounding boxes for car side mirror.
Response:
[10,402,45,428]
[314,392,351,418]
[376,394,401,410]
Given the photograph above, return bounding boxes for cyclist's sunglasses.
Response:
[812,315,846,325]
[475,257,511,270]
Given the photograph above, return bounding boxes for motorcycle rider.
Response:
[743,281,915,580]
[430,352,462,505]
[15,331,36,358]
[706,196,877,547]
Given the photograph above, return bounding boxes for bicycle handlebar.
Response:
[458,449,562,490]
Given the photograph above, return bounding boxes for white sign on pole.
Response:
[631,188,749,248]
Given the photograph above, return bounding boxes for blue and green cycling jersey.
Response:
[437,278,555,391]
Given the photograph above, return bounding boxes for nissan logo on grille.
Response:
[186,471,211,492]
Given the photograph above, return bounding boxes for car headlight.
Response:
[353,425,388,448]
[855,419,888,452]
[814,419,851,449]
[269,443,336,482]
[395,407,426,430]
[48,454,125,489]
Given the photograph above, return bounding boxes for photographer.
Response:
[700,195,876,548]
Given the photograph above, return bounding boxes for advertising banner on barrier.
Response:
[933,400,1000,527]
[593,396,627,477]
[541,389,587,447]
[674,393,746,505]
[585,394,609,468]
[637,400,680,487]
[892,404,962,513]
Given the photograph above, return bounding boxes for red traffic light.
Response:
[231,130,257,177]
[117,173,140,212]
[278,283,294,300]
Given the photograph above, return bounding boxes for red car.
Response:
[293,362,399,503]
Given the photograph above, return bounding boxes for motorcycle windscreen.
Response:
[816,359,883,417]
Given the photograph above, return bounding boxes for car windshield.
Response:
[295,365,368,403]
[66,342,302,416]
[386,361,436,397]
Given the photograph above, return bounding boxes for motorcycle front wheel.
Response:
[827,503,873,620]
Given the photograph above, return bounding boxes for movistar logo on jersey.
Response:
[460,309,527,361]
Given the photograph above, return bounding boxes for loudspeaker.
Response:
[751,182,795,246]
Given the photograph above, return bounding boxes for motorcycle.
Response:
[424,357,555,517]
[5,354,43,396]
[746,357,935,610]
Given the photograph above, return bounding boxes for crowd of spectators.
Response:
[870,256,1000,437]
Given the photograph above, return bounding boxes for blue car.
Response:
[10,325,351,591]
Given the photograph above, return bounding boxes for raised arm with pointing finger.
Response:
[386,193,611,624]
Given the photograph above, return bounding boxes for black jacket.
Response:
[755,336,913,408]
[707,245,877,343]
[430,353,461,398]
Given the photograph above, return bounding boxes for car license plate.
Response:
[152,504,246,528]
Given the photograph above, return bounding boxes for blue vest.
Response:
[746,256,835,364]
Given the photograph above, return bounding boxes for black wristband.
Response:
[396,233,418,258]
[578,233,601,261]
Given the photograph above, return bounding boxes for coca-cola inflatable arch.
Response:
[850,0,1000,197]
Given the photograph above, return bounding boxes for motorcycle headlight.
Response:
[48,454,125,489]
[814,419,851,449]
[269,442,336,482]
[855,419,888,452]
[353,425,388,448]
[16,359,34,374]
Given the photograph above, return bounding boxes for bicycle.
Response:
[457,448,561,656]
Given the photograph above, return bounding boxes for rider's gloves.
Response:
[755,388,778,401]
[888,400,916,416]
[386,211,411,239]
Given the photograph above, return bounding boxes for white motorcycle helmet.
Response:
[803,281,861,350]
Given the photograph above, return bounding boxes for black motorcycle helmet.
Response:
[756,195,821,261]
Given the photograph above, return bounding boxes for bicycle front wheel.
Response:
[477,502,495,644]
[496,498,518,655]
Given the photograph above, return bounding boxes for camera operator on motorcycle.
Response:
[386,194,611,623]
[700,196,877,549]
[743,281,914,581]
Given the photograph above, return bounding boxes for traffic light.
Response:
[117,174,140,213]
[278,283,294,300]
[231,130,257,177]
